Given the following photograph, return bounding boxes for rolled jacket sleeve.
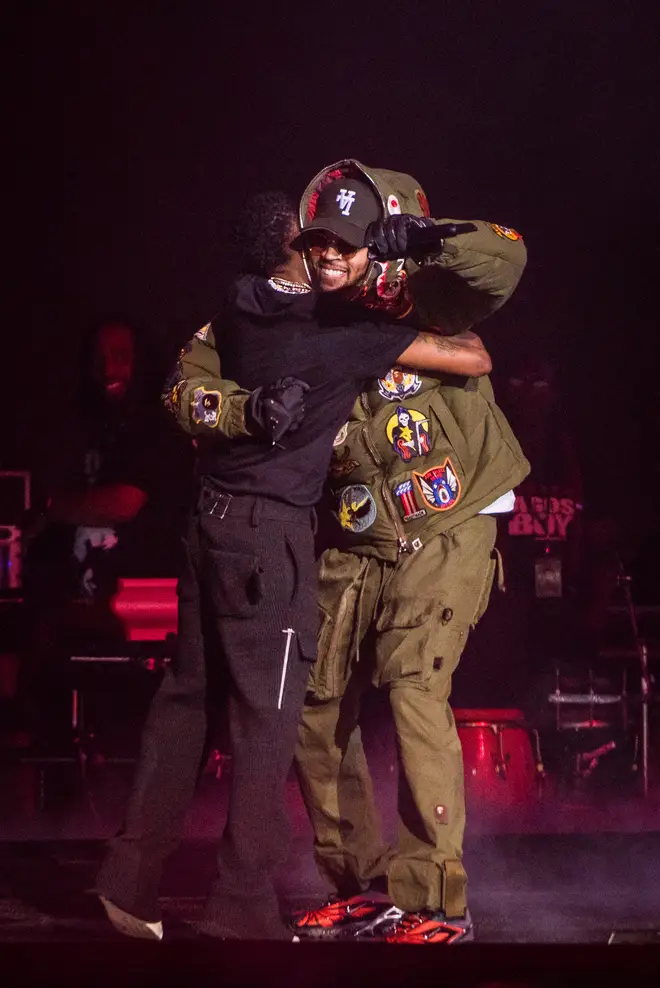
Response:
[408,218,527,332]
[162,323,253,440]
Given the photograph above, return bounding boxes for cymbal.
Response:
[548,693,622,705]
[556,719,612,730]
[598,646,660,659]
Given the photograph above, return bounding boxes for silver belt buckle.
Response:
[209,491,232,519]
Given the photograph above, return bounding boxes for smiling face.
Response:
[303,234,370,293]
[94,323,135,400]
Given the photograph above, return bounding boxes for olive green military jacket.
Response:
[161,322,251,441]
[164,160,530,561]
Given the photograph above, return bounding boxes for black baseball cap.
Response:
[292,177,382,249]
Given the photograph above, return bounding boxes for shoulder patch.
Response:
[487,223,523,241]
[192,387,222,428]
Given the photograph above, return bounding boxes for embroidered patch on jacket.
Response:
[195,322,211,341]
[374,260,412,317]
[192,387,222,428]
[377,367,422,402]
[488,223,522,241]
[413,458,461,512]
[387,194,402,215]
[164,379,186,416]
[394,480,427,522]
[337,484,377,533]
[386,406,430,462]
[415,188,431,218]
[329,447,360,480]
[333,422,349,447]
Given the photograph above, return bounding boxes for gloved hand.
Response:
[246,377,310,444]
[366,214,435,261]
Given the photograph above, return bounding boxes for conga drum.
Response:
[453,708,542,810]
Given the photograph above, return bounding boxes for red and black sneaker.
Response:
[289,895,392,939]
[383,908,474,944]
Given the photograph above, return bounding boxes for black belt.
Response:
[197,480,313,524]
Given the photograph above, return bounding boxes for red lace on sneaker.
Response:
[292,896,381,931]
[385,911,469,944]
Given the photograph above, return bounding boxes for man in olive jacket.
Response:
[164,159,529,943]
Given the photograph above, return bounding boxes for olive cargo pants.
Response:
[295,514,497,917]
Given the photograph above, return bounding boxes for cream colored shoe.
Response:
[99,895,163,941]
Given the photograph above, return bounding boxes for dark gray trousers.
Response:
[97,484,318,937]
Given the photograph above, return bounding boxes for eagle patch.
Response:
[337,484,377,533]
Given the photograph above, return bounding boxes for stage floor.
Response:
[1,770,659,946]
[0,832,659,946]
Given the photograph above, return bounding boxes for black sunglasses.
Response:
[300,231,362,257]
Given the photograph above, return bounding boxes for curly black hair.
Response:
[231,191,298,276]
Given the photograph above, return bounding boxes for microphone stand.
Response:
[616,555,650,796]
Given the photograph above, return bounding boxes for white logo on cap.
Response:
[336,188,356,216]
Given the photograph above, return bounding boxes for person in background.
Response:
[20,318,192,745]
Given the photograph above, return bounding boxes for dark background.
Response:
[4,1,659,574]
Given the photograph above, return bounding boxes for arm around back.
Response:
[162,324,253,440]
[396,329,492,377]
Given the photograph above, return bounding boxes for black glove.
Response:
[246,377,310,444]
[366,214,435,261]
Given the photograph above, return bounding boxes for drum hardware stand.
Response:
[530,727,546,794]
[576,739,617,779]
[487,723,511,780]
[616,558,651,797]
[69,654,170,792]
[529,727,547,786]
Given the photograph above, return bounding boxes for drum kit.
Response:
[455,565,657,813]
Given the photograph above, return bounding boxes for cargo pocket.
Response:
[206,548,264,619]
[308,553,368,701]
[470,553,497,629]
[296,625,319,665]
[376,592,438,686]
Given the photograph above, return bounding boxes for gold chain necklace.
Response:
[268,277,312,294]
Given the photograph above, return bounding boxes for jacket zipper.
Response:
[359,394,410,554]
